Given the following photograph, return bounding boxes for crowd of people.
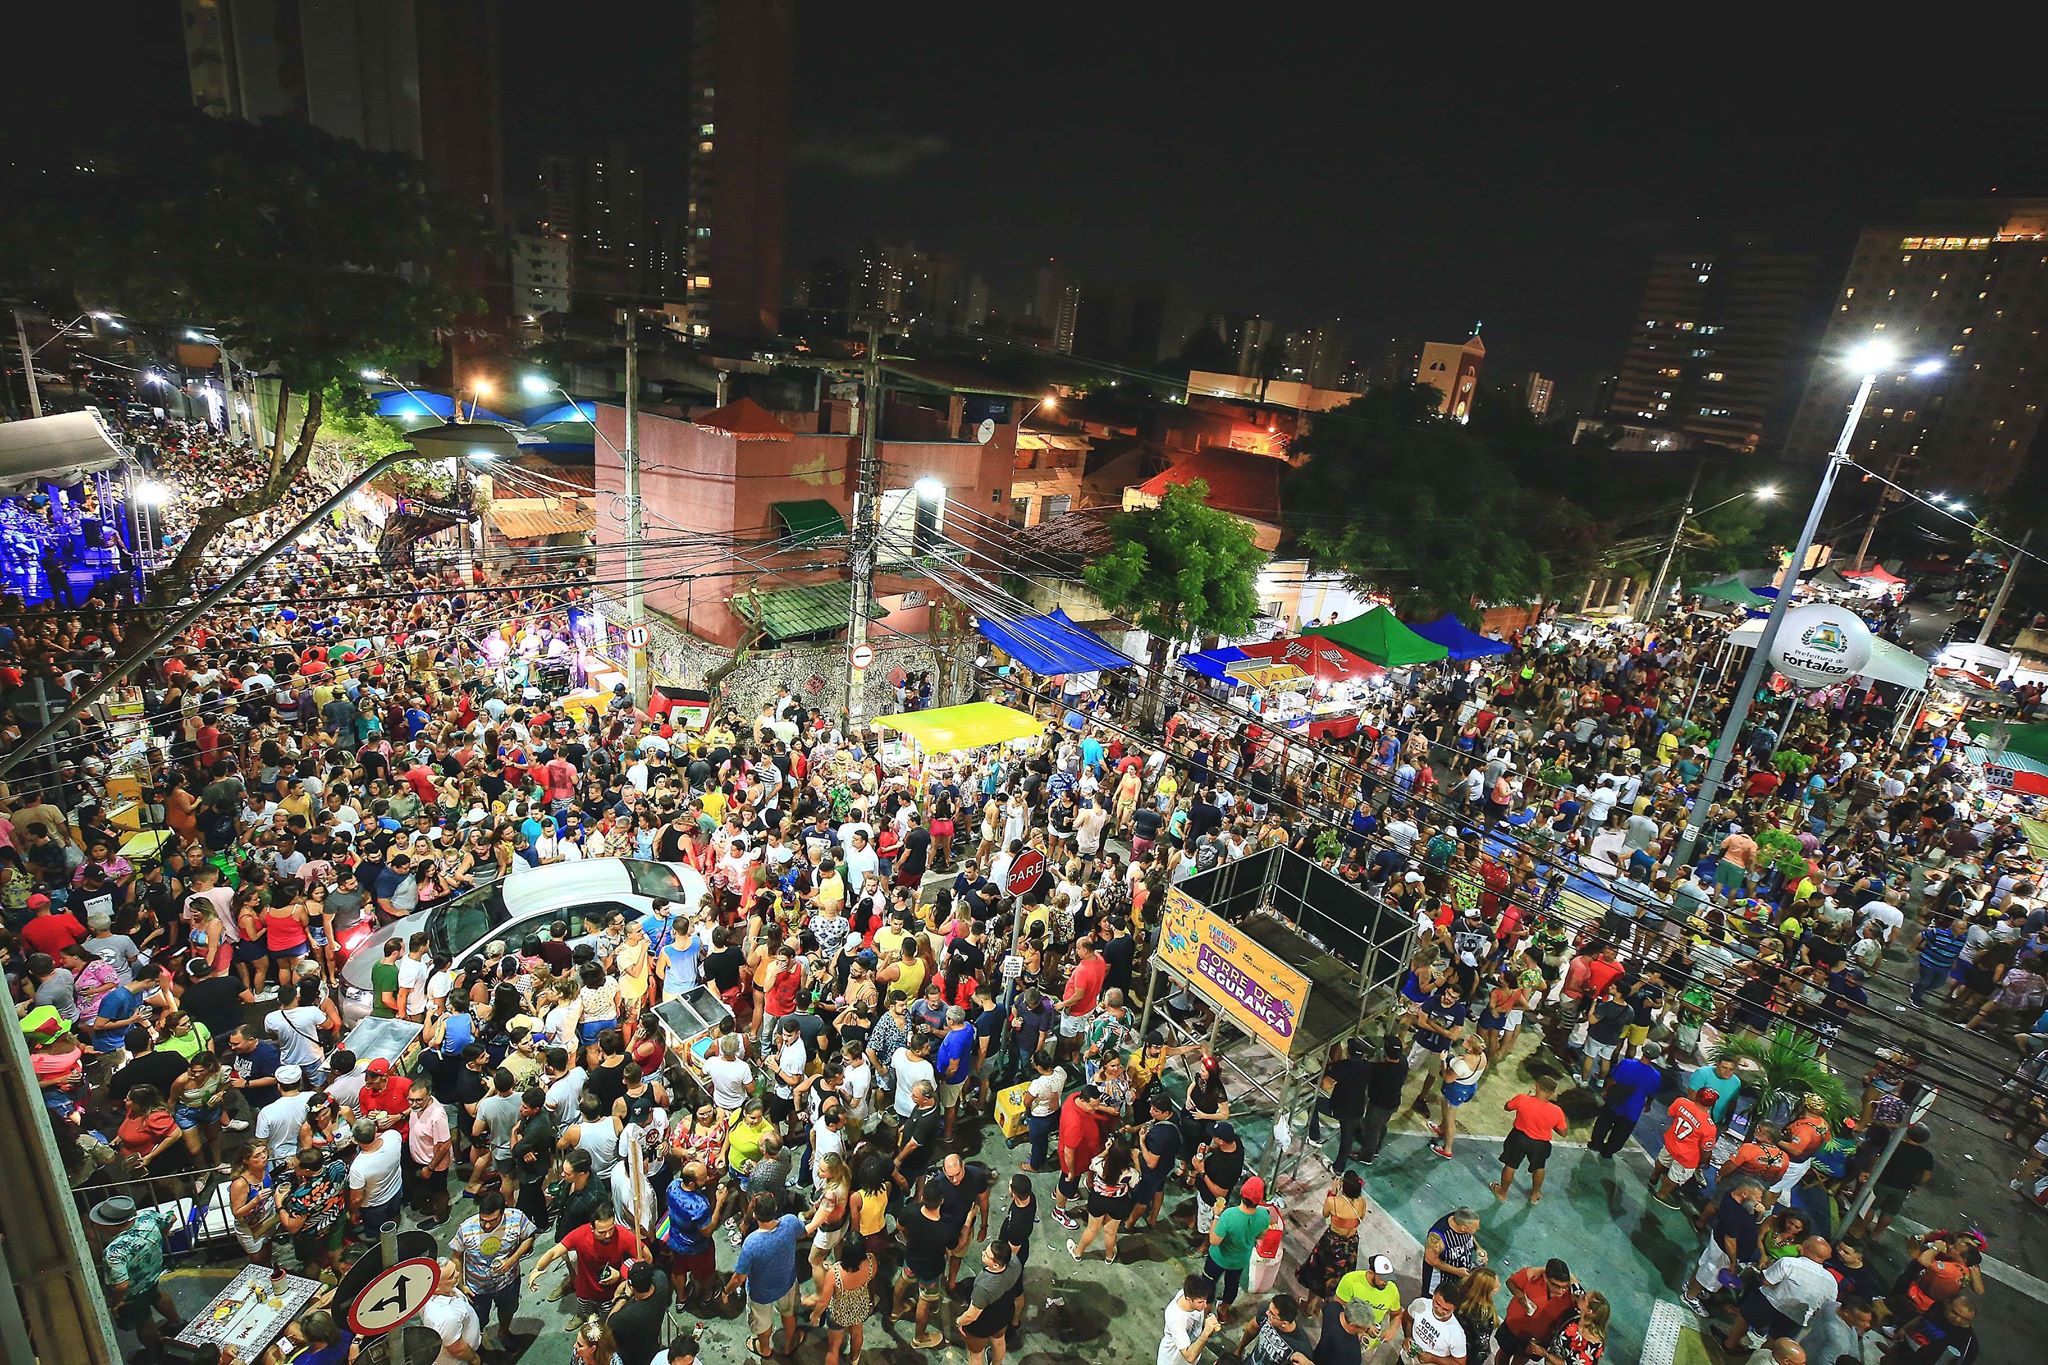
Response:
[1,416,2038,1365]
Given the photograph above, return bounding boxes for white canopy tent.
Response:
[1720,619,1931,691]
[0,411,128,495]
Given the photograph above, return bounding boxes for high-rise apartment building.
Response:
[510,233,573,316]
[1516,372,1555,420]
[1283,319,1349,389]
[685,0,793,339]
[1783,199,2048,492]
[1366,336,1424,392]
[1608,241,1814,455]
[1031,260,1081,354]
[529,148,646,302]
[1074,280,1190,363]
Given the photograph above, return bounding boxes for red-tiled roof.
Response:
[1134,446,1285,524]
[696,397,795,440]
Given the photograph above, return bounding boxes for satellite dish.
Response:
[975,417,995,445]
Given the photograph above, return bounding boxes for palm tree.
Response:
[1711,1024,1855,1126]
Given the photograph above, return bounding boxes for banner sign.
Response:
[1157,887,1311,1055]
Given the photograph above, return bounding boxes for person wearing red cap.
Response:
[20,892,86,959]
[358,1056,411,1135]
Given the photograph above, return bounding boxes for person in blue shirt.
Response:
[1589,1041,1666,1156]
[724,1197,804,1359]
[934,1007,978,1141]
[1078,733,1104,776]
[89,980,152,1053]
[662,1162,718,1308]
[1687,1056,1742,1127]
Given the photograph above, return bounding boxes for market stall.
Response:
[1305,605,1450,668]
[1405,613,1513,661]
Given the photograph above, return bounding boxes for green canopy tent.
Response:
[1964,719,2048,767]
[1306,606,1450,667]
[1685,577,1769,609]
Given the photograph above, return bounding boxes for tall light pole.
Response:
[1977,528,2033,646]
[1671,343,1941,867]
[1638,472,1778,622]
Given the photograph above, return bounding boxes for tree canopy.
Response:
[1285,387,1569,620]
[0,111,481,601]
[1085,479,1265,645]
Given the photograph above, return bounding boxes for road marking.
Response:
[1641,1298,1688,1365]
[1897,1216,2048,1303]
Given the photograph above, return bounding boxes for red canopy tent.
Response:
[1236,634,1385,683]
[1843,563,1906,585]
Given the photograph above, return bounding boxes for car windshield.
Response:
[622,859,685,902]
[424,880,504,961]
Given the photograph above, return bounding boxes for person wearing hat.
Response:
[1333,1253,1404,1336]
[1203,1178,1272,1313]
[92,1192,185,1351]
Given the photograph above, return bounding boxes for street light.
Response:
[1671,342,1945,867]
[1639,483,1779,621]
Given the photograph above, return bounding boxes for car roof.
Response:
[499,859,639,918]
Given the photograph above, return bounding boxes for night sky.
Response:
[49,5,2048,394]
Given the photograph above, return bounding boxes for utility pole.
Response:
[1977,528,2033,646]
[623,310,649,711]
[845,322,883,735]
[1850,453,1905,571]
[1639,459,1702,623]
[12,309,44,418]
[1671,369,1878,868]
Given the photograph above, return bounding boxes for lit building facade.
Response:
[1417,331,1485,421]
[685,0,793,339]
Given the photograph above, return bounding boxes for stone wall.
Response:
[614,593,979,718]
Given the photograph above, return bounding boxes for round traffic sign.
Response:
[850,643,875,670]
[626,624,651,650]
[347,1257,440,1336]
[1005,848,1047,898]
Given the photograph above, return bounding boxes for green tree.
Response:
[1084,479,1263,725]
[1285,387,1564,620]
[0,111,480,605]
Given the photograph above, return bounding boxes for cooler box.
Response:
[994,1082,1031,1141]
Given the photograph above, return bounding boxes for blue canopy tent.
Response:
[1180,646,1251,685]
[373,388,515,425]
[974,607,1133,676]
[1407,614,1512,661]
[521,399,601,426]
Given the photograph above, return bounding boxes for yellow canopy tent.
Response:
[874,701,1046,752]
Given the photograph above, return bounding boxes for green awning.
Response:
[1686,577,1768,608]
[771,499,848,547]
[733,583,883,642]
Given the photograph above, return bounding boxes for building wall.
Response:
[1609,244,1814,455]
[591,405,1016,646]
[510,234,573,316]
[686,0,793,339]
[1782,200,2048,492]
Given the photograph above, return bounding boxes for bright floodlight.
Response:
[914,476,945,501]
[467,448,498,461]
[131,478,171,507]
[521,374,554,395]
[1755,485,1778,500]
[1845,340,1898,372]
[89,311,113,321]
[470,377,495,396]
[1912,359,1944,376]
[1042,395,1058,409]
[359,368,384,381]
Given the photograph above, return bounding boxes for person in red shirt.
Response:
[1496,1258,1580,1363]
[1056,940,1107,1062]
[20,894,87,959]
[1580,946,1625,1002]
[1051,1083,1116,1230]
[1652,1087,1720,1207]
[357,1058,413,1135]
[1717,1121,1790,1192]
[533,1207,639,1316]
[1492,1078,1570,1204]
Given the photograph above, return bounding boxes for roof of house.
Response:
[880,359,1040,399]
[1134,445,1286,524]
[731,582,885,642]
[1014,507,1119,558]
[1017,431,1093,453]
[695,397,795,440]
[487,498,595,539]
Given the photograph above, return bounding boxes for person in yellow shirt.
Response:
[700,787,729,824]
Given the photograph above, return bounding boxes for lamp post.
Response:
[1670,343,1942,868]
[1639,471,1777,622]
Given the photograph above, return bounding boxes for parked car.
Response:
[337,857,709,1025]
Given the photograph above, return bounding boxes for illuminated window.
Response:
[693,274,711,289]
[1706,372,1726,381]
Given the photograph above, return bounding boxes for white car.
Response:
[338,857,710,1024]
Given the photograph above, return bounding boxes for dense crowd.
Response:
[1,418,2039,1365]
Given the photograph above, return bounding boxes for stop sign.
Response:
[1005,848,1047,898]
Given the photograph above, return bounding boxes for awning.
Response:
[1181,646,1251,684]
[771,499,848,547]
[875,701,1045,751]
[1844,563,1906,585]
[487,499,594,539]
[1686,577,1769,609]
[371,387,513,425]
[1306,606,1449,667]
[1236,635,1384,683]
[0,411,128,494]
[975,607,1133,676]
[1407,614,1513,660]
[1964,719,2048,766]
[1225,661,1308,688]
[732,583,882,641]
